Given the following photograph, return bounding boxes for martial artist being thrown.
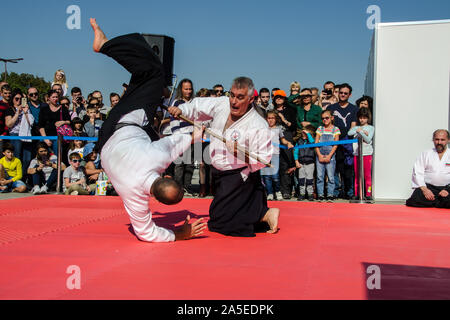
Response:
[90,18,206,242]
[169,77,280,237]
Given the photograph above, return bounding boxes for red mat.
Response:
[0,195,450,300]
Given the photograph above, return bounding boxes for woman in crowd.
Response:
[5,88,33,177]
[38,89,72,163]
[27,142,65,194]
[51,69,69,97]
[355,95,374,116]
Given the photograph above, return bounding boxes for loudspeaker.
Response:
[141,33,175,87]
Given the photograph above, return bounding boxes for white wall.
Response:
[373,20,450,200]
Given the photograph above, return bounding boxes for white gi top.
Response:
[412,148,450,189]
[101,109,192,242]
[178,97,273,179]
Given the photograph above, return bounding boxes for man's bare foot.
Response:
[261,208,280,234]
[90,18,108,52]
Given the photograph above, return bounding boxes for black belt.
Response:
[115,122,160,142]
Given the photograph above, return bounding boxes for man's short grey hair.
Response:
[433,129,450,139]
[231,77,255,97]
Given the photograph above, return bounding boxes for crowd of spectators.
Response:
[0,70,375,201]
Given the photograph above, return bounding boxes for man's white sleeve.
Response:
[247,128,273,173]
[178,97,226,122]
[412,152,426,189]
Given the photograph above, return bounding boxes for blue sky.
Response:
[2,0,450,103]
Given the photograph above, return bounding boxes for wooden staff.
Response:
[163,107,272,168]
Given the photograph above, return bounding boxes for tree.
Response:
[1,72,51,99]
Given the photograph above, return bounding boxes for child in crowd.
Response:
[83,143,108,193]
[71,117,86,136]
[63,152,91,195]
[0,143,27,193]
[348,107,375,200]
[294,125,316,201]
[83,105,104,137]
[315,110,340,202]
[28,142,65,194]
[261,111,294,201]
[68,135,86,160]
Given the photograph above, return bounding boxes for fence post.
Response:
[56,135,63,194]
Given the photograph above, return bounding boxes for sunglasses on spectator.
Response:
[215,90,223,93]
[60,103,69,107]
[29,92,38,97]
[71,159,81,163]
[14,97,21,101]
[322,116,331,120]
[339,92,350,96]
[300,94,312,98]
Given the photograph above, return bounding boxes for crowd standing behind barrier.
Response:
[0,79,373,201]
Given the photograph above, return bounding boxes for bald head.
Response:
[152,177,184,205]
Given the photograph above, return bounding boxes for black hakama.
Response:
[406,184,450,208]
[208,167,270,237]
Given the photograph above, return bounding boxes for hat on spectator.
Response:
[273,90,287,98]
[83,143,96,159]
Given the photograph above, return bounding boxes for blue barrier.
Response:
[276,139,357,150]
[0,135,98,142]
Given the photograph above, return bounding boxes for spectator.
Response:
[289,81,301,97]
[71,117,86,136]
[213,84,224,97]
[51,69,69,97]
[27,142,64,194]
[107,92,120,118]
[273,89,297,199]
[315,110,340,202]
[92,90,108,117]
[63,152,91,195]
[83,105,104,137]
[0,143,27,193]
[27,87,45,136]
[355,95,374,116]
[271,87,280,105]
[82,143,104,192]
[38,89,72,158]
[59,96,77,121]
[290,88,322,133]
[348,107,375,200]
[406,129,450,208]
[0,84,12,137]
[261,111,293,201]
[259,88,272,111]
[51,83,64,98]
[318,81,338,110]
[195,88,212,197]
[327,83,358,199]
[196,88,210,97]
[294,125,316,201]
[68,134,86,160]
[70,87,87,119]
[5,88,33,176]
[171,78,196,195]
[0,82,7,100]
[311,87,319,105]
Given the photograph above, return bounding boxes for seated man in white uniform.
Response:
[406,129,450,208]
[90,18,206,242]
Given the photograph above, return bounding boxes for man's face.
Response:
[300,90,312,105]
[434,132,449,153]
[260,92,270,106]
[70,158,81,168]
[87,109,96,118]
[214,86,224,97]
[110,95,120,107]
[72,91,82,103]
[28,88,39,102]
[229,86,254,118]
[92,92,103,104]
[311,89,319,103]
[1,89,11,102]
[324,83,334,92]
[338,87,351,103]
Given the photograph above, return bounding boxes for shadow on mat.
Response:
[126,210,209,240]
[362,262,450,299]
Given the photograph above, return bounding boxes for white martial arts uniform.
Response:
[412,148,450,189]
[177,97,273,180]
[101,109,192,242]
